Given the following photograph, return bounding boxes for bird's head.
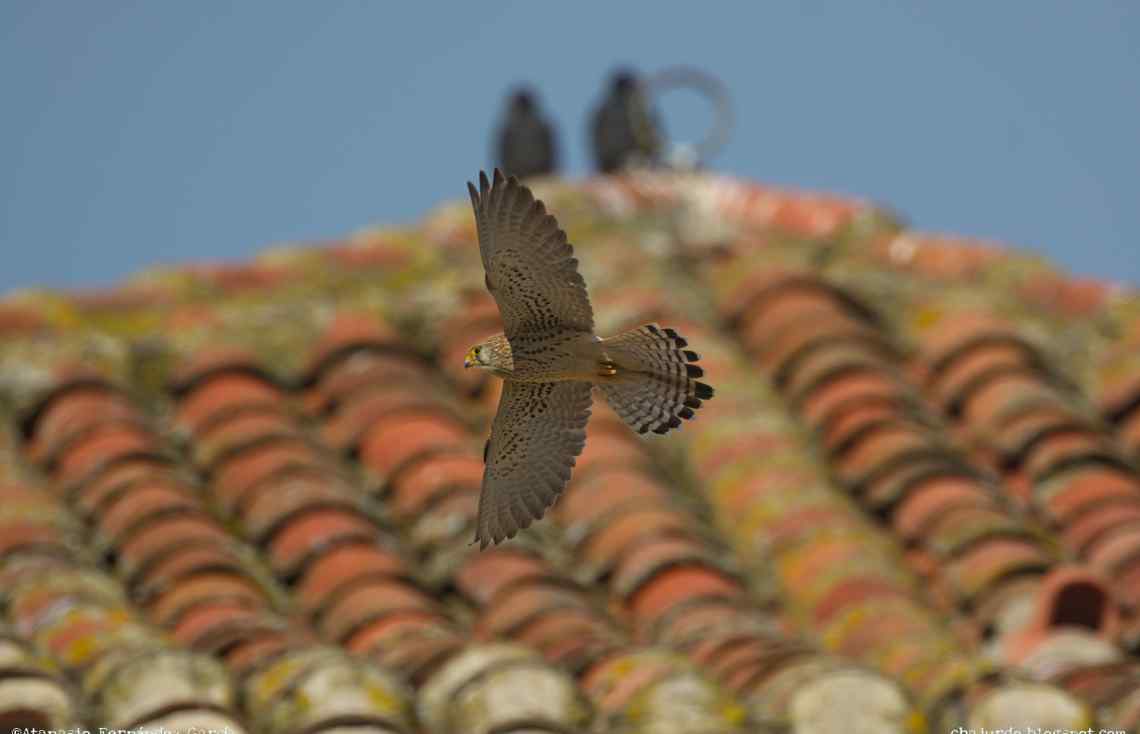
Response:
[464,342,492,370]
[510,87,536,112]
[611,68,638,94]
[464,335,513,375]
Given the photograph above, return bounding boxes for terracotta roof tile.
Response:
[3,171,1140,730]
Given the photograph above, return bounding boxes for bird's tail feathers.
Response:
[596,323,714,436]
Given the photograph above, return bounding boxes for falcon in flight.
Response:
[464,169,714,548]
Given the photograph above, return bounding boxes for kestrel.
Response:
[464,169,713,548]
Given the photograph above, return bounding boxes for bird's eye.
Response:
[476,346,485,360]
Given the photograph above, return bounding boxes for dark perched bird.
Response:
[494,87,559,180]
[589,68,665,173]
[464,169,714,547]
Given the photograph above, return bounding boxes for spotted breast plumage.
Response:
[464,169,714,548]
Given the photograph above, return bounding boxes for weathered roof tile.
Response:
[3,172,1139,730]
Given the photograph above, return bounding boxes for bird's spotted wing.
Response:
[475,380,592,548]
[466,169,594,339]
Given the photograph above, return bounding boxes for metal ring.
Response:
[646,66,734,167]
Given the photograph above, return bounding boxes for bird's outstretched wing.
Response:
[475,380,592,548]
[467,169,594,338]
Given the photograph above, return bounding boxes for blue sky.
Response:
[1,2,1137,293]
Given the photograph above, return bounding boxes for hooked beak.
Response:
[463,349,475,369]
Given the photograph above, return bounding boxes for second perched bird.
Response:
[495,87,559,180]
[464,169,714,548]
[590,68,665,173]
